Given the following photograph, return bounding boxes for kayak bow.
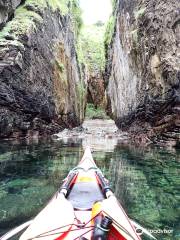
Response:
[1,147,155,240]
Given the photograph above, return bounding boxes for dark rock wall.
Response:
[0,0,22,29]
[87,73,105,108]
[0,1,86,138]
[106,0,180,143]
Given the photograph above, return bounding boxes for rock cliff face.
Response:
[0,0,86,138]
[106,0,180,144]
[80,25,106,108]
[87,73,105,108]
[0,0,22,29]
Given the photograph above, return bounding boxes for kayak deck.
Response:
[67,181,104,210]
[18,147,141,240]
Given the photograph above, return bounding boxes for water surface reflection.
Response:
[0,139,179,240]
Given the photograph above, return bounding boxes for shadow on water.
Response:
[0,137,179,240]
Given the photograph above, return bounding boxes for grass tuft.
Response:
[48,0,68,14]
[134,7,146,19]
[85,104,109,120]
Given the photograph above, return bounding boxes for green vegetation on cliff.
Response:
[0,0,85,133]
[111,0,117,10]
[77,81,86,118]
[78,24,105,73]
[134,7,146,19]
[104,0,117,51]
[104,16,116,49]
[0,0,82,41]
[77,23,107,112]
[85,103,109,119]
[70,0,83,37]
[0,4,42,40]
[49,0,68,13]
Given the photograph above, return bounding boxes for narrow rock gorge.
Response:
[79,24,106,108]
[0,0,86,138]
[105,0,180,144]
[0,0,179,144]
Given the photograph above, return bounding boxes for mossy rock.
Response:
[0,0,82,41]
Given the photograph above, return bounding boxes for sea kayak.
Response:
[1,147,146,240]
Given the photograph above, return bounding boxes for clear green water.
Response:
[0,139,179,240]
